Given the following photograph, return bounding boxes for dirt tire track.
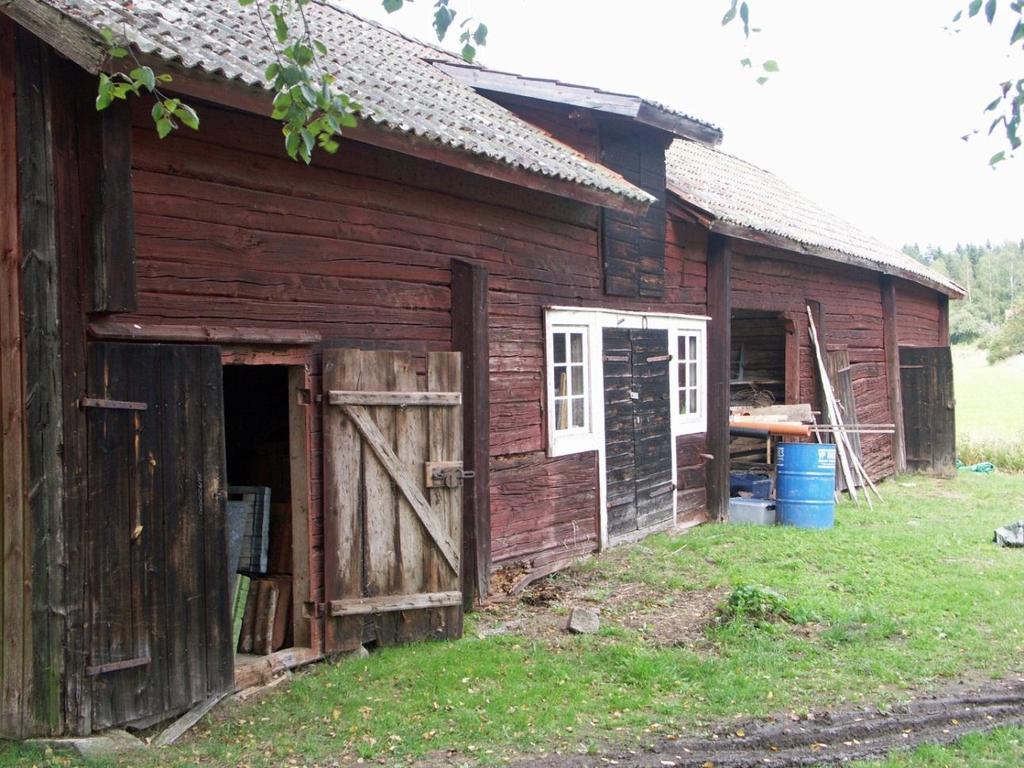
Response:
[515,680,1024,767]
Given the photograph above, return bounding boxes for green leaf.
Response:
[1011,20,1024,43]
[740,57,752,68]
[265,62,280,81]
[739,1,749,36]
[151,102,165,121]
[100,28,115,43]
[155,117,174,139]
[722,0,738,25]
[131,66,156,92]
[473,22,488,46]
[314,39,328,55]
[762,59,780,72]
[156,73,173,83]
[461,43,476,62]
[953,9,963,21]
[433,3,456,40]
[176,103,199,130]
[756,76,769,85]
[382,0,403,11]
[109,46,129,59]
[285,130,301,159]
[95,73,112,110]
[238,0,255,5]
[969,0,983,16]
[985,0,997,22]
[989,150,1006,165]
[274,13,289,44]
[986,96,1003,111]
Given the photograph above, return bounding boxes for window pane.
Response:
[689,335,697,360]
[553,333,566,364]
[570,365,584,395]
[687,389,695,414]
[570,332,584,363]
[688,362,697,382]
[554,365,568,396]
[677,336,686,361]
[555,399,567,431]
[572,397,585,427]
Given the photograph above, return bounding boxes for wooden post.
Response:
[881,276,907,474]
[15,28,65,736]
[782,312,800,405]
[806,300,829,420]
[705,234,731,522]
[450,259,490,608]
[937,294,950,347]
[0,15,27,740]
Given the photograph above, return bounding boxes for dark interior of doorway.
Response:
[729,311,789,490]
[222,365,297,670]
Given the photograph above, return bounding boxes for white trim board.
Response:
[543,306,709,549]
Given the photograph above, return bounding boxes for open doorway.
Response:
[222,363,311,684]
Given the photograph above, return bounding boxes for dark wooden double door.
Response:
[900,346,956,473]
[603,329,675,540]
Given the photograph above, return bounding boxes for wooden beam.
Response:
[88,319,321,346]
[938,294,950,347]
[782,312,800,405]
[881,277,907,473]
[78,397,147,411]
[287,366,313,650]
[341,404,460,573]
[124,56,650,215]
[0,14,27,741]
[15,27,65,735]
[450,259,490,609]
[328,591,462,617]
[806,300,829,424]
[328,391,462,407]
[83,99,136,313]
[705,233,731,522]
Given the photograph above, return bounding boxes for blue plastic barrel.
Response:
[775,443,837,528]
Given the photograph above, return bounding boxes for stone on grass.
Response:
[566,606,600,634]
[31,729,145,759]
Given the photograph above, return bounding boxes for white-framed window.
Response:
[546,323,596,455]
[671,325,706,433]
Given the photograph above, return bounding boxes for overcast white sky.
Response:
[342,0,1023,252]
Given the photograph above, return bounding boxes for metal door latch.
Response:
[425,461,473,488]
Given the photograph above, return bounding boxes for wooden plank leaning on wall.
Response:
[880,276,907,474]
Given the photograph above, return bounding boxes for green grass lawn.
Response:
[4,472,1022,768]
[853,726,1024,767]
[953,346,1024,470]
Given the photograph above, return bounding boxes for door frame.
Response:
[544,307,709,548]
[220,347,316,662]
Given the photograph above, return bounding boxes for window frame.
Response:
[671,326,707,435]
[545,321,600,457]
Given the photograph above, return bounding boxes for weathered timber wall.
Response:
[125,100,708,583]
[730,242,899,481]
[895,279,944,347]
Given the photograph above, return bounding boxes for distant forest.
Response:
[903,241,1024,362]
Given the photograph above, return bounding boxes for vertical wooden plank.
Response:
[287,365,312,649]
[54,56,92,737]
[705,233,731,522]
[937,294,950,347]
[602,327,638,538]
[199,346,231,695]
[881,277,907,473]
[15,28,64,736]
[322,349,364,653]
[87,100,137,313]
[933,346,956,472]
[631,330,673,532]
[782,313,800,405]
[394,355,428,643]
[363,352,401,646]
[450,259,490,609]
[0,13,26,740]
[427,352,463,640]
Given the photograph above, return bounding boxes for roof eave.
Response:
[436,61,722,145]
[1,0,107,72]
[127,54,656,214]
[665,186,965,299]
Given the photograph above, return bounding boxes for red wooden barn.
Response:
[0,0,962,739]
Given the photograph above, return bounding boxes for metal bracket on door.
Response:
[425,461,473,489]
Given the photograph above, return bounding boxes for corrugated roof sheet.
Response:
[28,0,653,205]
[666,139,964,296]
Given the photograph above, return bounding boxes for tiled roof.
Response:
[666,139,964,297]
[19,0,653,205]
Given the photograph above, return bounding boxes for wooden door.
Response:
[322,350,462,653]
[899,346,956,474]
[603,329,674,540]
[85,343,231,731]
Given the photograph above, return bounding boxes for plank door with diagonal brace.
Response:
[322,350,463,652]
